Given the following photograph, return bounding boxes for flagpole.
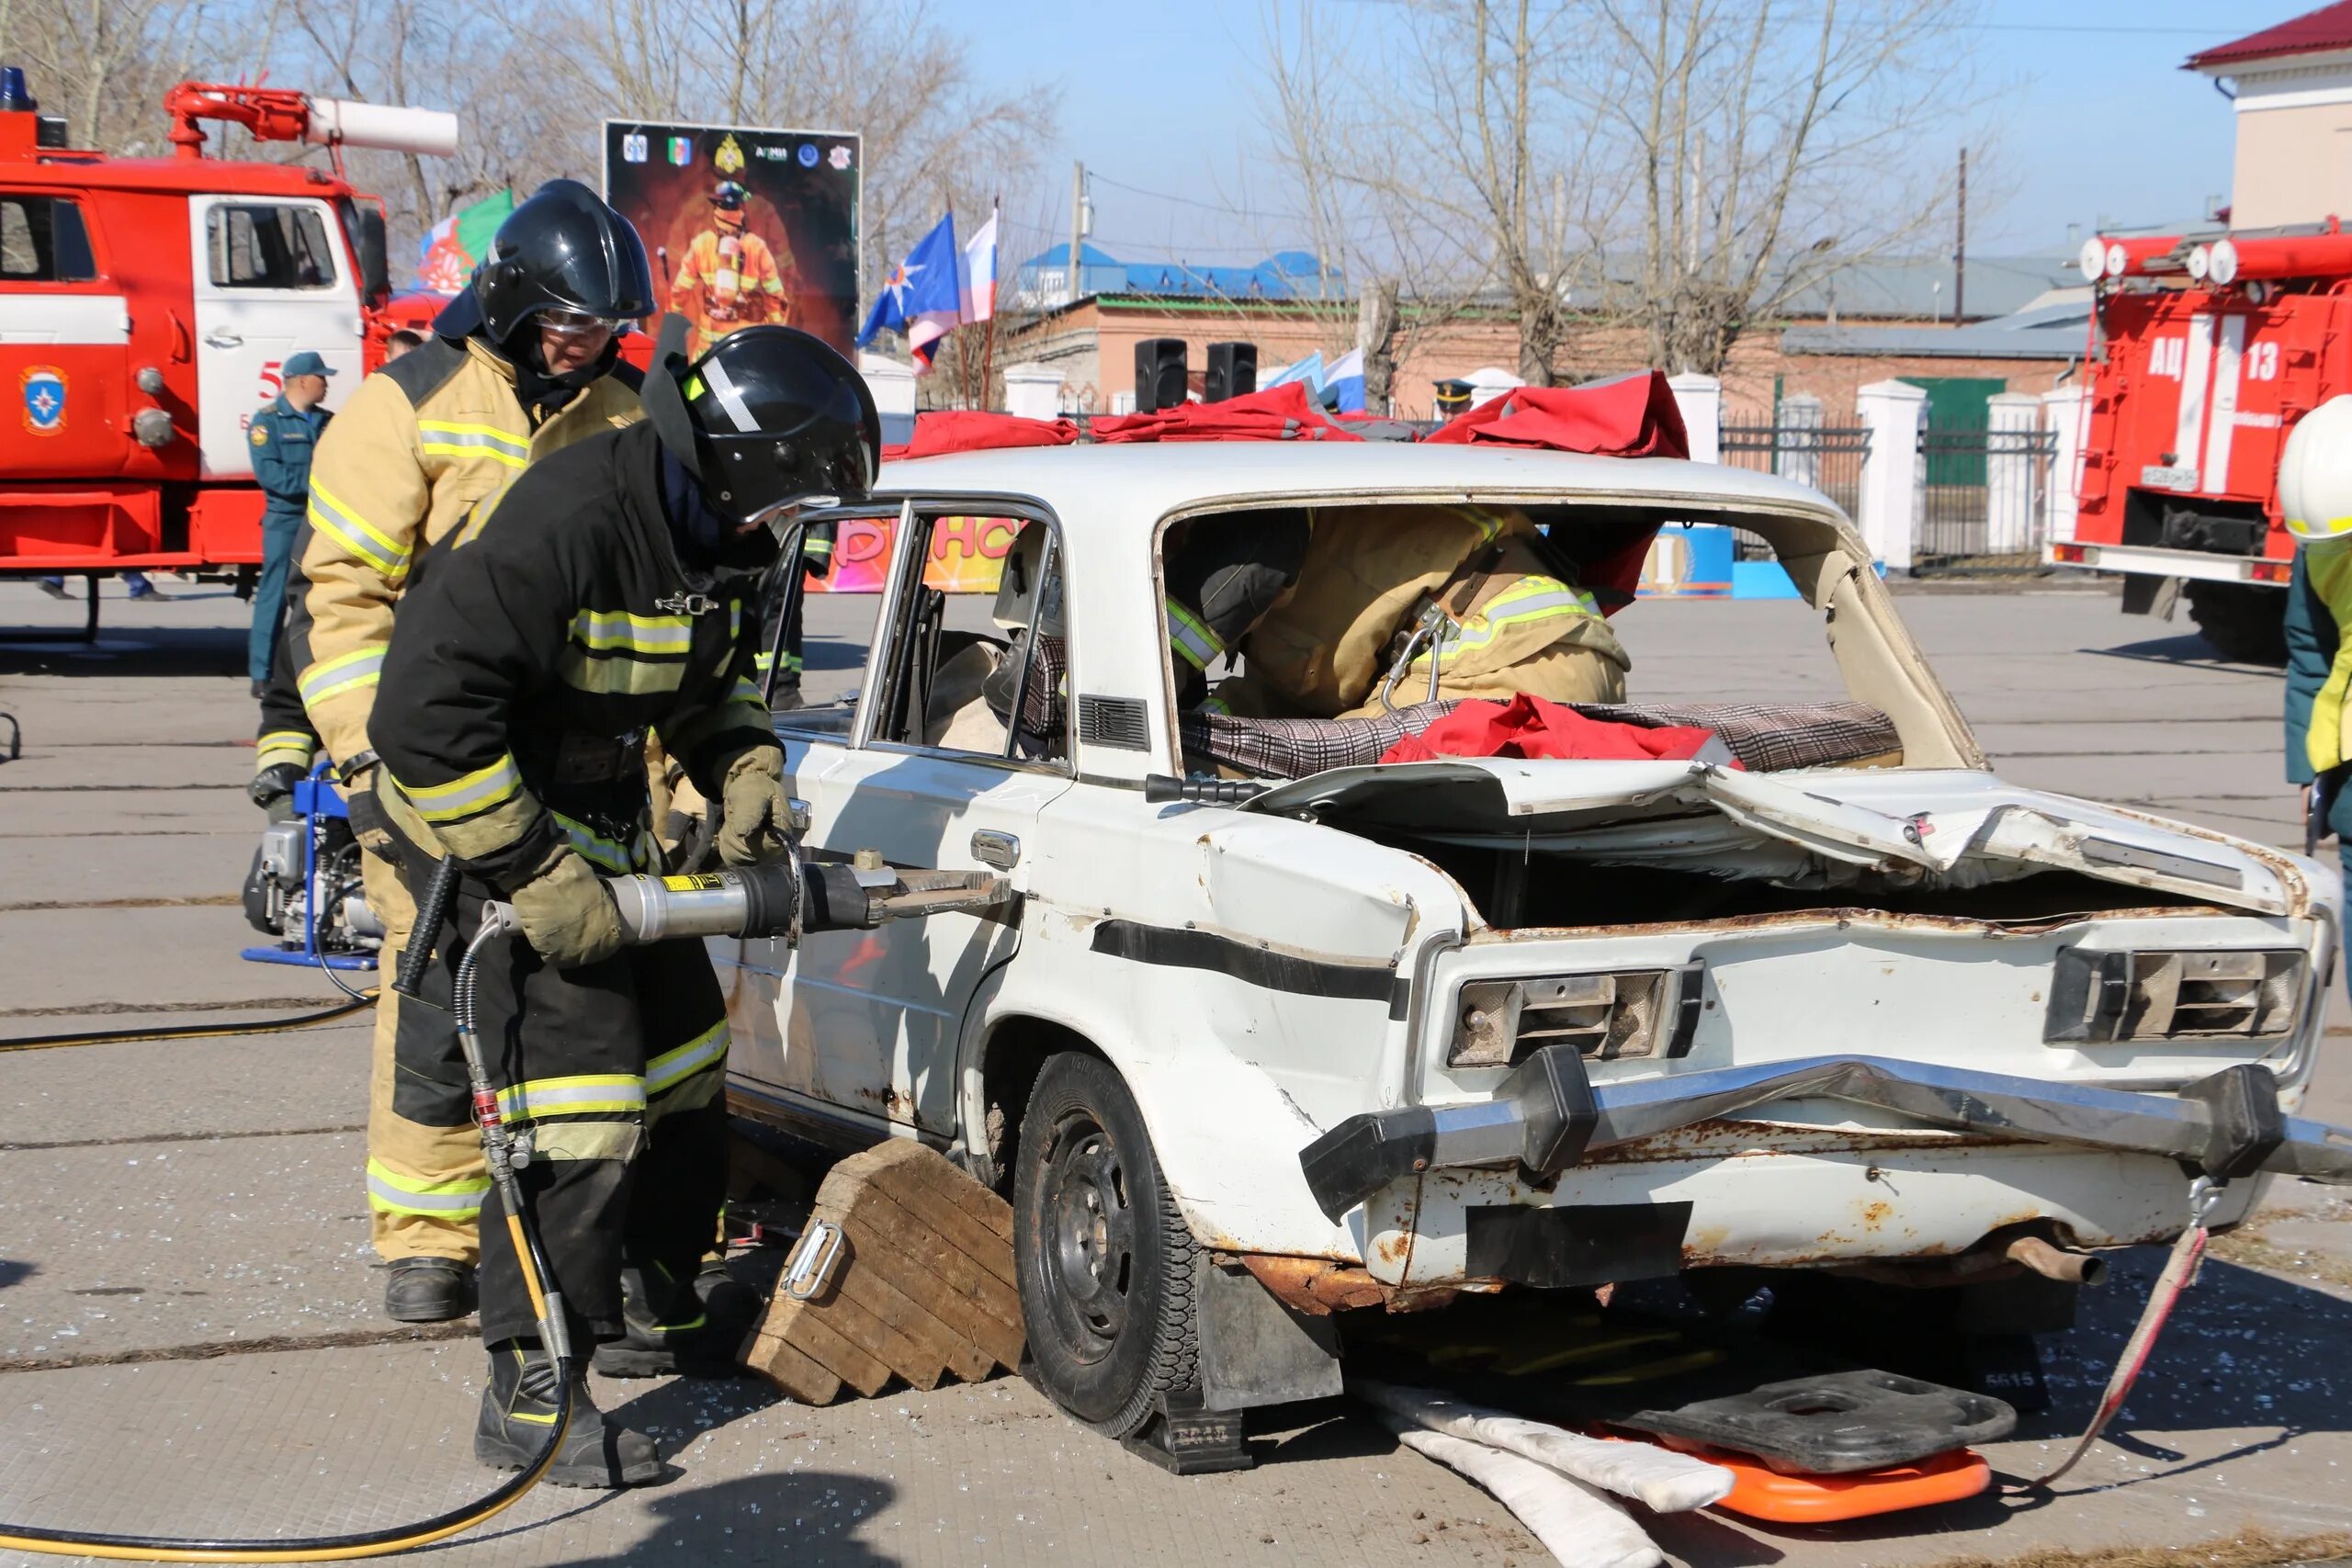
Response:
[980,196,1000,412]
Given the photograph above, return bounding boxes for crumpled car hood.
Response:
[1239,761,2303,917]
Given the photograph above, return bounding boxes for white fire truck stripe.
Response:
[2201,314,2246,494]
[2174,313,2215,484]
[0,295,129,345]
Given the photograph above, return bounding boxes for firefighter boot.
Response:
[592,1262,741,1379]
[475,1340,661,1488]
[383,1257,475,1324]
[695,1253,762,1341]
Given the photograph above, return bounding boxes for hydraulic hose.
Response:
[0,911,575,1561]
[0,996,372,1054]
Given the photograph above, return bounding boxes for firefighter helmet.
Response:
[714,181,749,210]
[640,316,879,523]
[466,178,654,344]
[2282,396,2352,542]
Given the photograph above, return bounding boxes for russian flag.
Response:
[961,207,998,325]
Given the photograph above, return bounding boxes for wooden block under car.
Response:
[740,1140,1026,1403]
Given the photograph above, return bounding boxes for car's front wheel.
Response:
[1012,1052,1199,1437]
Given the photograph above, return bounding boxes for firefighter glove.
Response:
[248,761,305,818]
[510,847,624,969]
[717,745,795,867]
[341,774,401,863]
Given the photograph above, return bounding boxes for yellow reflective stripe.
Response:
[1459,504,1510,545]
[804,537,834,558]
[300,646,384,705]
[1198,694,1232,717]
[571,608,695,654]
[365,1157,491,1216]
[401,753,523,824]
[646,1020,729,1097]
[548,808,650,874]
[529,1122,645,1161]
[255,730,314,767]
[496,1074,647,1121]
[416,420,531,468]
[308,479,410,580]
[1420,578,1601,663]
[1166,599,1223,671]
[559,650,689,695]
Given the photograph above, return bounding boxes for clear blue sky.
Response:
[949,0,2304,266]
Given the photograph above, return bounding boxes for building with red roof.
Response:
[2188,3,2352,229]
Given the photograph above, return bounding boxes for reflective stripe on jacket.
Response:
[295,335,642,766]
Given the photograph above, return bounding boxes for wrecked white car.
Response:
[717,439,2352,1452]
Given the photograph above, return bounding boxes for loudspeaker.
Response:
[1135,338,1189,414]
[1204,341,1257,403]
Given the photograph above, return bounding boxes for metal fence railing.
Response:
[1720,415,1870,558]
[1914,422,2057,574]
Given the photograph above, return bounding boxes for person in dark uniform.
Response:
[368,321,878,1488]
[246,351,336,696]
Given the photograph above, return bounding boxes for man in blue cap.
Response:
[246,352,336,695]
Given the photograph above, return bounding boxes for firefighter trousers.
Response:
[393,866,730,1347]
[362,852,492,1264]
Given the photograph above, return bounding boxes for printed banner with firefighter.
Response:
[603,119,861,358]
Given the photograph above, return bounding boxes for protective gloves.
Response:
[509,846,624,968]
[248,761,305,819]
[717,745,796,866]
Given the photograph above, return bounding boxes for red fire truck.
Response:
[1,72,453,628]
[2047,228,2352,661]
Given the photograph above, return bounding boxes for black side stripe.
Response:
[1091,919,1404,1012]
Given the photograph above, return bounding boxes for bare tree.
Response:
[1254,0,1981,383]
[2,0,225,155]
[1577,0,1981,374]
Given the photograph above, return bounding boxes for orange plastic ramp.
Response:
[1696,1445,1991,1524]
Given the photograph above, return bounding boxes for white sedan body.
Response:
[718,441,2348,1296]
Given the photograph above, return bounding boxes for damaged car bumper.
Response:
[1299,1050,2352,1224]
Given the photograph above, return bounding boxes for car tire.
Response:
[1013,1052,1199,1438]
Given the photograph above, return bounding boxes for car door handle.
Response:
[970,829,1020,870]
[204,330,243,349]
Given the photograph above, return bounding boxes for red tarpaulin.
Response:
[1380,694,1728,766]
[1091,381,1363,444]
[883,411,1080,461]
[1424,369,1690,459]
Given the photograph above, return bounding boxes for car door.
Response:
[728,499,1071,1139]
[187,195,364,478]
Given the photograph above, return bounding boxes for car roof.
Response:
[872,440,1849,531]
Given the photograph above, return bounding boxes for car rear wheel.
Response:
[1013,1052,1199,1437]
[2185,581,2288,664]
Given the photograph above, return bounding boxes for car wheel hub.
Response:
[1042,1118,1134,1351]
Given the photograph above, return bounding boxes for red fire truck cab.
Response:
[2050,230,2352,661]
[1,73,453,623]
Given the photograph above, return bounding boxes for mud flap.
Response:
[1120,1389,1255,1475]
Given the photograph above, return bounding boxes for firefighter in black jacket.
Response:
[369,321,879,1487]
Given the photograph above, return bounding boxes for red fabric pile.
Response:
[1090,381,1363,444]
[1424,370,1690,459]
[1380,694,1728,766]
[882,411,1080,462]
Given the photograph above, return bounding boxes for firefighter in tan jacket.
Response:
[280,179,654,1325]
[1207,502,1629,718]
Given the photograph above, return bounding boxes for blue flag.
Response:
[858,212,961,373]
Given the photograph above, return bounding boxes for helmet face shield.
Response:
[473,179,655,344]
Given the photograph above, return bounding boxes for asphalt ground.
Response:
[3,574,2351,1568]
